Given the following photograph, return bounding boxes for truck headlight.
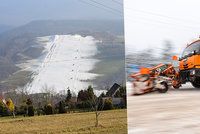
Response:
[191,70,195,75]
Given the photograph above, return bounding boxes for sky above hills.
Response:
[0,0,123,26]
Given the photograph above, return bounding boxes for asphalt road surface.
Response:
[127,82,200,134]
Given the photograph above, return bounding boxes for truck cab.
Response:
[179,39,200,88]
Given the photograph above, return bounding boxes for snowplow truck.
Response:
[179,38,200,88]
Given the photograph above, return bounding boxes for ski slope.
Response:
[21,35,101,94]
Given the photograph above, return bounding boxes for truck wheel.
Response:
[191,82,200,88]
[158,82,168,93]
[191,77,200,88]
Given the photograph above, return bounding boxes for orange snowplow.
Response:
[130,63,181,95]
[178,38,200,88]
[130,37,200,95]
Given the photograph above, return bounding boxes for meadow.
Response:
[0,109,127,134]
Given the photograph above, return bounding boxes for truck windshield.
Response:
[181,41,200,58]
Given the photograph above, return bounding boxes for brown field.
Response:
[0,109,127,134]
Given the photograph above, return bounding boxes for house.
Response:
[103,83,126,107]
[106,83,120,97]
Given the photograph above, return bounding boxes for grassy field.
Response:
[0,109,127,134]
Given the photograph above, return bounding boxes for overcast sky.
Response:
[0,0,123,26]
[124,0,200,56]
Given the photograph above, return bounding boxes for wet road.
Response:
[127,83,200,134]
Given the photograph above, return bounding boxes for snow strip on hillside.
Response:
[20,35,102,94]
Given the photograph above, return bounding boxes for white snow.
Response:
[180,82,193,89]
[126,82,133,96]
[127,81,194,96]
[20,35,102,94]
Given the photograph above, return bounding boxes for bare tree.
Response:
[88,87,105,127]
[40,84,56,104]
[71,91,77,97]
[16,86,31,104]
[93,96,104,127]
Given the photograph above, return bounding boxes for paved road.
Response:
[127,82,200,134]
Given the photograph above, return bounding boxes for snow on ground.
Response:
[126,82,133,96]
[19,35,102,94]
[127,81,193,96]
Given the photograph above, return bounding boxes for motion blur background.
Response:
[125,0,200,133]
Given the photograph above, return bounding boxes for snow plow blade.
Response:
[130,63,181,95]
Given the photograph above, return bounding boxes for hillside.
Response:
[0,24,14,34]
[0,20,125,92]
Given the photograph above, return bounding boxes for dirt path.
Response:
[128,84,200,134]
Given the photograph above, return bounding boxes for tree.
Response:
[77,86,94,102]
[18,100,28,116]
[36,102,43,116]
[26,98,32,105]
[77,90,89,102]
[137,48,156,66]
[27,105,34,116]
[88,88,105,127]
[87,85,94,101]
[6,98,15,117]
[66,89,72,102]
[44,104,53,115]
[16,86,31,104]
[103,99,113,110]
[100,92,106,97]
[0,101,8,116]
[161,40,174,62]
[90,94,105,127]
[77,86,104,127]
[26,98,34,116]
[40,84,56,104]
[58,101,65,114]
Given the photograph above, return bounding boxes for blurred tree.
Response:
[136,48,157,66]
[161,40,174,62]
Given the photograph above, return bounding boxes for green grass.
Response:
[91,58,124,75]
[0,109,127,134]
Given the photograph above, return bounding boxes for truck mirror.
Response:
[172,55,178,61]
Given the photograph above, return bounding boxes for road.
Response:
[127,82,200,134]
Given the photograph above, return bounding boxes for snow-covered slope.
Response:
[20,35,101,94]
